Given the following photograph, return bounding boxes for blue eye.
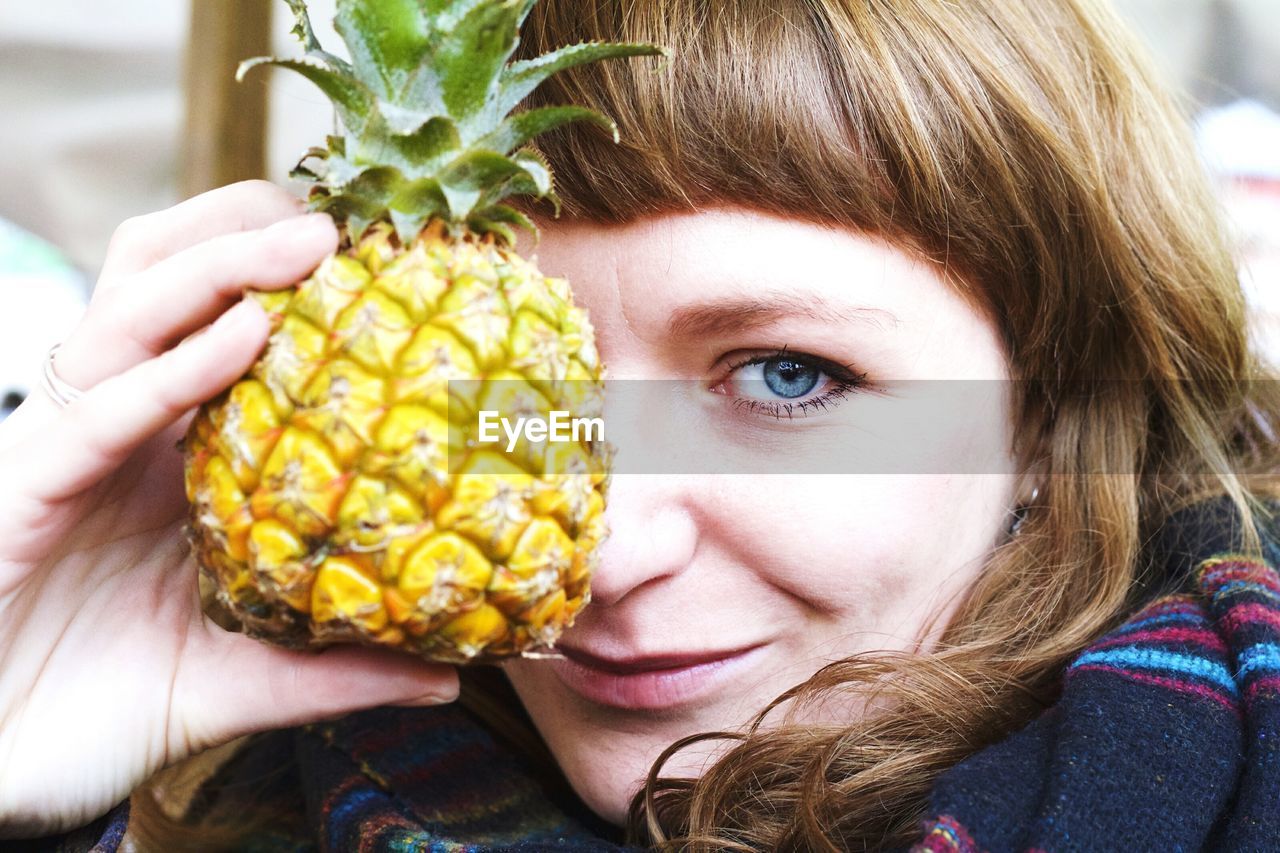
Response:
[716,349,866,419]
[762,358,820,398]
[729,354,830,402]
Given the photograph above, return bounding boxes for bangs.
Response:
[513,0,1102,268]
[516,0,893,230]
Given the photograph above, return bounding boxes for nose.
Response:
[586,475,698,609]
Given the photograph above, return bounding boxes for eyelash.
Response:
[719,348,868,420]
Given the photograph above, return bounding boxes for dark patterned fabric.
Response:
[293,703,636,852]
[915,504,1280,852]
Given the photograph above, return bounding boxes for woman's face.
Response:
[501,208,1018,826]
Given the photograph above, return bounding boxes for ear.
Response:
[1013,460,1046,507]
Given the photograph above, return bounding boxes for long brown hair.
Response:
[134,0,1280,849]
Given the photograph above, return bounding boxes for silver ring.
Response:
[41,344,84,408]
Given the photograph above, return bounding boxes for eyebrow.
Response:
[666,292,900,339]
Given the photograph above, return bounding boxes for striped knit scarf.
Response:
[915,553,1280,852]
[69,501,1279,852]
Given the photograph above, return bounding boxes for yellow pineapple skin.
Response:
[183,225,608,663]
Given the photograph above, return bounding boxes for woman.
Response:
[2,0,1277,849]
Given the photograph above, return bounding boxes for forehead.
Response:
[525,208,1009,381]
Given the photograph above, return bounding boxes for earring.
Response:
[1009,486,1040,535]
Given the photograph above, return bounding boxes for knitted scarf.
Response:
[45,501,1280,852]
[915,556,1279,851]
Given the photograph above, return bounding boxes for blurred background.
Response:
[1,0,1279,417]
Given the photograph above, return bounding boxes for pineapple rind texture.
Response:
[184,226,608,663]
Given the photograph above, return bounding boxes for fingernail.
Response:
[393,690,459,708]
[264,213,334,242]
[402,676,461,706]
[293,213,335,236]
[215,297,264,332]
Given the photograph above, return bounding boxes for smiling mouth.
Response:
[557,643,765,674]
[547,642,769,710]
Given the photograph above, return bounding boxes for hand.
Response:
[0,181,460,838]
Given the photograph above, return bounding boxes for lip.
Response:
[549,642,768,710]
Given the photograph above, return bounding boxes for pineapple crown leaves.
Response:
[239,0,666,244]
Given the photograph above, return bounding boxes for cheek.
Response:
[709,475,1009,627]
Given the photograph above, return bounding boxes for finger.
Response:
[99,180,306,282]
[11,298,270,506]
[180,629,460,749]
[58,213,336,391]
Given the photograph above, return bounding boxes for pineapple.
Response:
[182,0,661,663]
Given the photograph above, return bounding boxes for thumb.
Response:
[177,625,460,751]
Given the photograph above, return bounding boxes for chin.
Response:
[578,777,634,828]
[502,659,717,828]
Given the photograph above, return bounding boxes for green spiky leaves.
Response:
[240,0,666,243]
